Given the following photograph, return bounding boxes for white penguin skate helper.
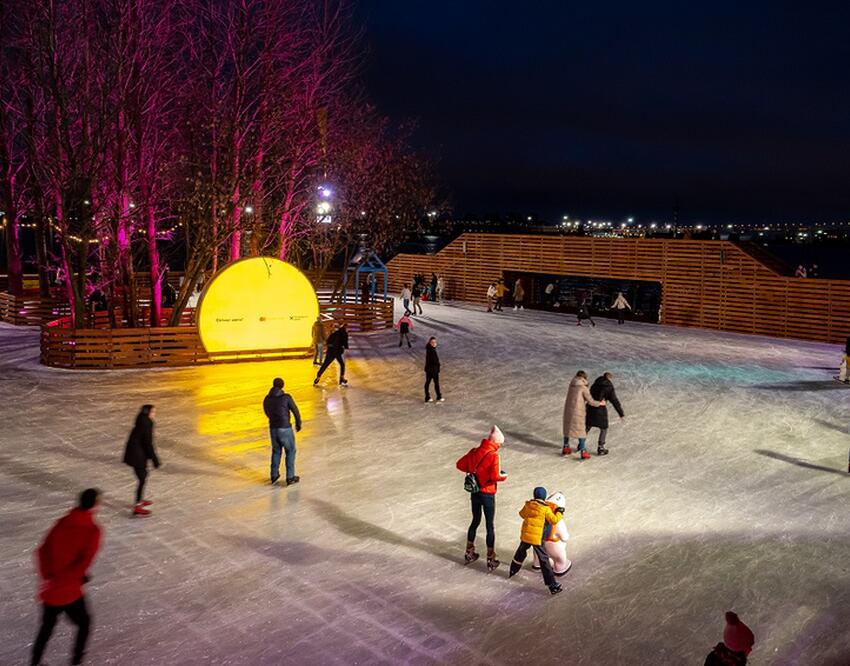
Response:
[532,491,572,576]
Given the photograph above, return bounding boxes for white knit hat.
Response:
[488,425,505,444]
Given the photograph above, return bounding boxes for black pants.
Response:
[398,332,411,347]
[316,350,345,382]
[425,371,441,400]
[467,491,496,548]
[133,466,147,504]
[617,308,625,324]
[31,597,91,666]
[495,297,503,311]
[590,426,608,448]
[512,541,556,587]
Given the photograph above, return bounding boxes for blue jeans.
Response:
[563,436,586,451]
[270,427,296,480]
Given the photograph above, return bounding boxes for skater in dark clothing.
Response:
[586,372,625,455]
[122,405,160,517]
[429,273,438,300]
[704,611,755,665]
[508,487,564,595]
[314,323,349,386]
[456,426,507,570]
[312,316,326,365]
[411,282,423,314]
[424,336,443,402]
[31,489,102,666]
[395,311,413,347]
[577,298,596,326]
[263,378,302,486]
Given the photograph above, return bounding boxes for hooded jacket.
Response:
[123,414,159,470]
[586,375,624,429]
[518,498,561,545]
[326,327,349,353]
[562,376,603,438]
[36,508,102,605]
[456,438,507,494]
[263,387,301,430]
[425,344,440,374]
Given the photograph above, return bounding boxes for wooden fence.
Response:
[387,233,850,345]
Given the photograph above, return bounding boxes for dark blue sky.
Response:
[357,1,850,224]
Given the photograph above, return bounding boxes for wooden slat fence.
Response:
[386,233,850,344]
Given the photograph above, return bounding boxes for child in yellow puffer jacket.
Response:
[508,487,564,595]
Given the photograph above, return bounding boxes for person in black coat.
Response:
[314,323,349,386]
[585,373,624,455]
[122,405,160,516]
[424,336,443,402]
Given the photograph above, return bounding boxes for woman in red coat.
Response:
[456,425,508,570]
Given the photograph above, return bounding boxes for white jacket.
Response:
[486,285,497,298]
[401,287,411,300]
[612,294,631,310]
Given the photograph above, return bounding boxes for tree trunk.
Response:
[146,202,161,327]
[3,204,24,296]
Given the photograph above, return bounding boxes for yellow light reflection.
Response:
[198,257,319,354]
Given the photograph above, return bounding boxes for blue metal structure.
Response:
[345,250,388,303]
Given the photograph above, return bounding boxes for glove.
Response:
[296,424,302,433]
[555,506,565,515]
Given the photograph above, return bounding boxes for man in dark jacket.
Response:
[424,336,443,402]
[31,488,102,666]
[585,372,625,455]
[314,323,349,386]
[263,378,302,485]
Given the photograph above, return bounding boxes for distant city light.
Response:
[627,217,634,223]
[650,223,657,229]
[316,202,331,215]
[318,185,333,198]
[527,216,532,221]
[244,205,254,214]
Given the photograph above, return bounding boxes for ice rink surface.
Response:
[1,302,848,665]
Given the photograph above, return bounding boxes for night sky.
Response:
[358,2,850,224]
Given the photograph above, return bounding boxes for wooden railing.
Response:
[387,233,850,345]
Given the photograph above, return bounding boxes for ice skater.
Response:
[400,283,412,312]
[31,488,102,666]
[486,283,496,312]
[456,425,508,570]
[263,377,302,486]
[531,491,572,576]
[577,297,596,326]
[314,322,349,386]
[395,310,413,347]
[562,370,605,459]
[513,279,525,310]
[424,336,443,402]
[495,278,507,311]
[312,316,326,365]
[411,281,423,315]
[610,291,631,324]
[586,372,625,456]
[436,275,445,303]
[704,611,755,665]
[122,405,160,517]
[508,486,564,595]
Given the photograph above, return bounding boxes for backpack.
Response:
[463,452,491,493]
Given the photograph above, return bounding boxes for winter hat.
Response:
[488,425,505,444]
[533,486,547,500]
[723,612,754,655]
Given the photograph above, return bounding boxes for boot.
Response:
[132,505,151,517]
[508,559,522,578]
[464,541,479,564]
[562,446,572,456]
[597,446,609,456]
[487,549,500,571]
[580,450,591,460]
[549,583,563,595]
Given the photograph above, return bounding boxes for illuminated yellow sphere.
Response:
[197,257,319,354]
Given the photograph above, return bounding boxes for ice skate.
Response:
[562,446,572,456]
[286,476,300,486]
[140,499,153,506]
[597,447,609,456]
[486,550,500,571]
[436,397,445,402]
[132,505,151,517]
[425,397,433,403]
[508,559,522,578]
[271,475,280,485]
[549,583,563,595]
[313,377,320,386]
[580,450,591,460]
[464,542,479,564]
[339,378,348,387]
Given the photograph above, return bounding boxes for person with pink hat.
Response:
[456,425,508,570]
[704,611,755,665]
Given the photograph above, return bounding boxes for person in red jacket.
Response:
[456,425,508,570]
[31,488,103,666]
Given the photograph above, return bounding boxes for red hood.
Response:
[479,438,501,453]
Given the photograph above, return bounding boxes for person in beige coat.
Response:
[562,371,605,459]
